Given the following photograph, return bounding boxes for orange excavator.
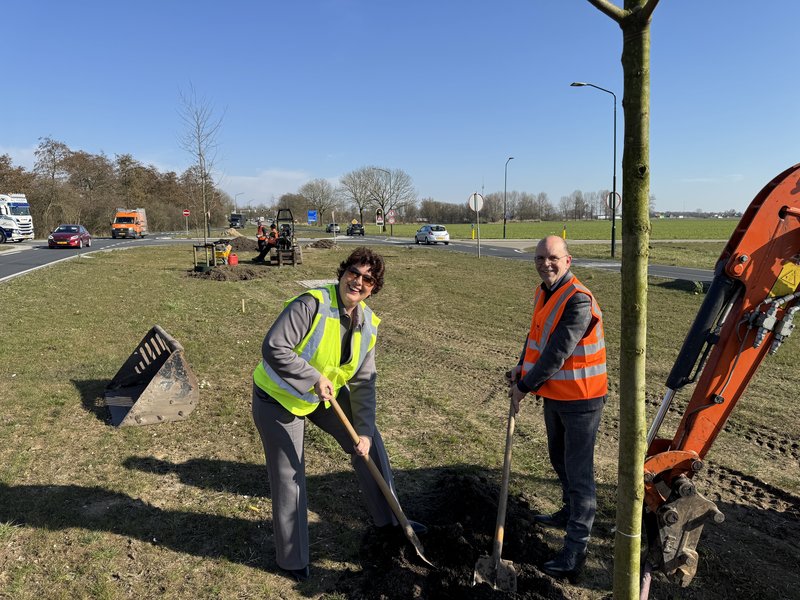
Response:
[642,163,800,590]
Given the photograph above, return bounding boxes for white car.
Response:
[414,224,450,245]
[325,223,340,233]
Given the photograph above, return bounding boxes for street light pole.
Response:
[503,156,514,239]
[570,81,618,258]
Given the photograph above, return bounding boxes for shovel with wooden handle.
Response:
[328,395,435,568]
[473,399,517,592]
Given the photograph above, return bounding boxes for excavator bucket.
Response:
[104,325,199,427]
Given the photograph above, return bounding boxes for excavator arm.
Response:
[643,163,800,587]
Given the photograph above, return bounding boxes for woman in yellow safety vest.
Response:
[251,247,425,582]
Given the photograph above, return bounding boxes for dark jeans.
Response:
[543,397,604,552]
[255,240,275,261]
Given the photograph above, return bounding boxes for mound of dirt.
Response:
[229,237,259,252]
[333,471,583,600]
[308,239,337,249]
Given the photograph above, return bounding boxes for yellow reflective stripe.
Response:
[260,360,319,403]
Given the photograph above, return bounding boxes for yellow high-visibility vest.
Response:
[253,284,380,415]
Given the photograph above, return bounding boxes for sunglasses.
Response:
[346,266,376,287]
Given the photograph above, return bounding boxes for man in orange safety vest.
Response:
[507,235,608,580]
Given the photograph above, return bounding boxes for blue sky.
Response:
[3,1,798,213]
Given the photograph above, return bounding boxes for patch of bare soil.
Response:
[188,265,269,281]
[648,461,800,600]
[326,466,799,600]
[333,471,593,600]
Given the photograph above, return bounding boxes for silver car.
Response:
[414,224,450,245]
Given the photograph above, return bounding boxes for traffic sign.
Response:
[182,209,190,217]
[605,192,622,211]
[468,193,484,213]
[387,214,396,224]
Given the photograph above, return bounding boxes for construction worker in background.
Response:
[250,247,426,582]
[253,221,277,263]
[507,235,607,580]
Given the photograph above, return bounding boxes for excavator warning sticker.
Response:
[770,261,800,297]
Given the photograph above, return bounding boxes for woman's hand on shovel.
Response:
[315,374,335,402]
[354,435,372,457]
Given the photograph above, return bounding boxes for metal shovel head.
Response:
[473,553,517,592]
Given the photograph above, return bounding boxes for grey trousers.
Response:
[251,384,398,570]
[543,397,604,553]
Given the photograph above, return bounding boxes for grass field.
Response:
[298,218,738,241]
[0,243,796,599]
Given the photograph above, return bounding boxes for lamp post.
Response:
[503,156,514,239]
[570,81,618,258]
[234,192,244,212]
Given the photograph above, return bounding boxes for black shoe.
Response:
[541,547,587,581]
[280,565,310,582]
[533,507,569,528]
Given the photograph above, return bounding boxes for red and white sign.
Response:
[387,209,396,225]
[182,209,191,217]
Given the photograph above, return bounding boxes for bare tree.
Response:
[178,84,224,243]
[299,178,337,225]
[586,1,661,598]
[339,166,378,224]
[33,137,72,232]
[369,167,416,232]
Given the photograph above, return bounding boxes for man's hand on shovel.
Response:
[506,367,526,415]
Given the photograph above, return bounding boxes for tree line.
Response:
[0,140,619,236]
[0,137,236,236]
[253,166,617,227]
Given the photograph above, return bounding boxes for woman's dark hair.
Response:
[337,247,385,295]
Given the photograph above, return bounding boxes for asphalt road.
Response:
[0,236,190,283]
[0,234,715,285]
[333,234,716,284]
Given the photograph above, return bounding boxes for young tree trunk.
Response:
[586,1,659,597]
[615,8,652,599]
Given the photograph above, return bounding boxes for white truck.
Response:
[0,193,35,243]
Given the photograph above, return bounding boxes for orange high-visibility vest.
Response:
[522,275,607,400]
